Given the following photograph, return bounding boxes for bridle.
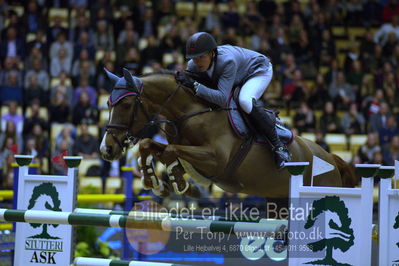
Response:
[105,82,182,152]
[105,95,146,151]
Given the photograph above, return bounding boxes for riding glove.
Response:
[176,71,195,90]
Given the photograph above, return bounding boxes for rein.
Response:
[156,84,237,143]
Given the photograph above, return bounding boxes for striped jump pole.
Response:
[74,257,189,266]
[0,208,287,237]
[74,208,272,223]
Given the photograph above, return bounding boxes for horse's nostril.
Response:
[106,146,112,154]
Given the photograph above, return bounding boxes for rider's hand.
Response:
[175,71,195,90]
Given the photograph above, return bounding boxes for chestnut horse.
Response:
[100,69,357,198]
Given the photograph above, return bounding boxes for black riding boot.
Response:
[249,99,291,169]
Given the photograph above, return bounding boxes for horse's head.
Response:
[101,68,197,161]
[100,68,148,161]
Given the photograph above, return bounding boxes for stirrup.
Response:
[274,156,286,169]
[274,153,289,169]
[273,146,291,169]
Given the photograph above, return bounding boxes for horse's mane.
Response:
[139,69,219,109]
[140,70,176,78]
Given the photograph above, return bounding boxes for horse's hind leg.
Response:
[161,150,201,197]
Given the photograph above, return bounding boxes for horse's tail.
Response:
[331,154,359,187]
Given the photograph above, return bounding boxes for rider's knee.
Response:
[238,96,252,114]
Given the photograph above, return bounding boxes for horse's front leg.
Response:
[138,139,194,196]
[138,139,217,196]
[138,139,168,196]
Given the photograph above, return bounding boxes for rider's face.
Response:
[193,51,213,72]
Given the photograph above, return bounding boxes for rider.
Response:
[176,32,291,169]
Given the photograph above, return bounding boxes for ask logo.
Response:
[25,183,63,264]
[304,196,355,266]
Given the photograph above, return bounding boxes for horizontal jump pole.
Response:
[0,223,12,231]
[77,194,126,203]
[0,190,13,200]
[0,191,151,203]
[77,194,152,203]
[75,208,271,223]
[0,208,286,237]
[74,257,189,266]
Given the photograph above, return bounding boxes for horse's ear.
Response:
[104,68,119,90]
[123,68,135,89]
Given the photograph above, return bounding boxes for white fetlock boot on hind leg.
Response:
[167,160,189,194]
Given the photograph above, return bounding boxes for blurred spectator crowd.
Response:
[1,0,399,189]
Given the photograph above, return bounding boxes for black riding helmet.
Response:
[185,32,217,59]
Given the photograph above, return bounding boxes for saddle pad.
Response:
[227,95,294,146]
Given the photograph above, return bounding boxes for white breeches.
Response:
[238,63,273,114]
